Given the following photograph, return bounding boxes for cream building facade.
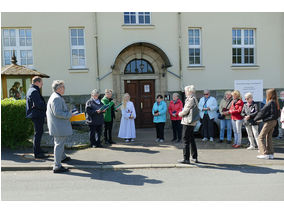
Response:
[2,12,284,127]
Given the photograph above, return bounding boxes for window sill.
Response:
[121,24,155,29]
[231,65,260,70]
[187,66,205,70]
[69,68,89,73]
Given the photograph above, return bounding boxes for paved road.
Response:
[2,165,284,201]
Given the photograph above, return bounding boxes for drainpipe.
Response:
[94,12,100,92]
[178,12,183,91]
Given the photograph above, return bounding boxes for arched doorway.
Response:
[112,42,171,128]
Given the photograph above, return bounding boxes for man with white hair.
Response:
[46,80,73,173]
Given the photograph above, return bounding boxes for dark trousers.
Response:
[89,125,102,146]
[155,122,165,140]
[171,120,182,140]
[183,125,198,160]
[202,114,214,138]
[31,117,44,156]
[104,121,113,142]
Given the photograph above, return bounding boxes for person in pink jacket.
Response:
[168,93,183,142]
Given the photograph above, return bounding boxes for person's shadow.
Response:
[62,159,163,186]
[194,161,284,174]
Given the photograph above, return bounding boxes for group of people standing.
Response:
[25,75,284,172]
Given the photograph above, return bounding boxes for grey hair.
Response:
[245,92,253,99]
[225,90,232,96]
[204,89,210,94]
[184,85,196,94]
[52,80,65,92]
[91,89,100,96]
[173,93,179,98]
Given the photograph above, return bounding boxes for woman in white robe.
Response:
[118,93,136,142]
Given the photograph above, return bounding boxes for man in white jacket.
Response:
[198,90,218,142]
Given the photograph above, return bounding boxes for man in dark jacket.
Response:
[85,89,106,148]
[26,76,48,159]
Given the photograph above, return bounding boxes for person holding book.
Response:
[85,89,106,148]
[168,93,183,142]
[118,93,136,142]
[152,95,167,142]
[101,89,116,145]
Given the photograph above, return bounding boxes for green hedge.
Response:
[1,98,34,148]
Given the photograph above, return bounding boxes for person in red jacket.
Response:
[224,90,244,148]
[168,93,183,142]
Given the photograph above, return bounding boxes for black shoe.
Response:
[39,149,48,154]
[109,141,116,144]
[34,153,49,159]
[177,159,190,164]
[95,144,103,148]
[227,140,232,144]
[53,166,69,173]
[61,156,71,163]
[171,138,177,142]
[191,158,198,163]
[218,140,224,143]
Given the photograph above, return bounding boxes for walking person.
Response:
[118,93,136,142]
[101,89,116,145]
[281,106,284,130]
[218,91,233,144]
[276,91,284,139]
[26,76,48,159]
[178,85,199,164]
[254,89,280,159]
[152,95,167,143]
[168,93,183,142]
[241,93,259,150]
[224,90,244,148]
[198,90,218,142]
[85,89,105,148]
[46,80,73,173]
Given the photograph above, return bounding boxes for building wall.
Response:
[2,12,284,98]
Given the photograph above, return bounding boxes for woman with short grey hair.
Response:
[85,89,105,148]
[168,93,183,142]
[178,85,199,164]
[241,92,259,150]
[52,80,65,92]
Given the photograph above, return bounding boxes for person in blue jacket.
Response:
[152,95,167,142]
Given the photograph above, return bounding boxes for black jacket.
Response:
[26,85,46,118]
[241,101,259,125]
[254,100,278,123]
[85,98,104,126]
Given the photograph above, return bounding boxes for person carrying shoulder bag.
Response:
[177,85,199,164]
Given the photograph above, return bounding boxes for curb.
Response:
[1,163,195,171]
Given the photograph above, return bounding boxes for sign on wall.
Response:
[234,80,263,102]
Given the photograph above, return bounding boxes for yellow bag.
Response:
[70,113,86,122]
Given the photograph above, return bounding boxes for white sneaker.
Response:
[269,154,274,159]
[247,146,255,150]
[155,138,160,142]
[131,139,135,142]
[159,139,164,143]
[257,155,269,159]
[209,137,214,142]
[125,139,130,142]
[202,138,208,142]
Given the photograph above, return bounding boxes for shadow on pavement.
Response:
[107,146,160,154]
[65,159,123,166]
[61,167,163,186]
[195,161,284,174]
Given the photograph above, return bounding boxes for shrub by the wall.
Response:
[1,98,34,148]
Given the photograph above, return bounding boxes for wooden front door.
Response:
[124,80,155,128]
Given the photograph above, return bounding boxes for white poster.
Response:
[144,85,150,93]
[234,80,263,102]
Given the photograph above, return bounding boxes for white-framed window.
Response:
[2,28,33,67]
[188,28,201,66]
[70,28,86,69]
[232,28,255,65]
[124,12,151,25]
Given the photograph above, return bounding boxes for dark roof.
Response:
[1,64,50,78]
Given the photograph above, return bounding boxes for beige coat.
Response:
[219,98,233,120]
[179,95,198,126]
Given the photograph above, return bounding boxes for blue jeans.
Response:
[220,119,232,141]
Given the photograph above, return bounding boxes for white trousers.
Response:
[245,125,259,148]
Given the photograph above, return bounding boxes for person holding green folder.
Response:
[101,89,116,145]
